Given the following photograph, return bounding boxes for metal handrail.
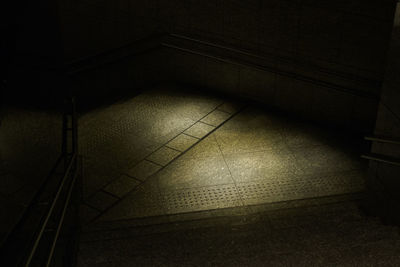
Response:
[163,34,380,99]
[25,154,77,266]
[168,33,380,86]
[361,153,400,167]
[364,135,400,145]
[45,164,79,267]
[0,97,80,266]
[362,134,400,166]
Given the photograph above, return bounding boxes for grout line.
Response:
[86,101,227,216]
[89,103,247,222]
[197,120,219,127]
[126,101,224,166]
[181,132,200,139]
[214,134,245,207]
[124,173,143,181]
[125,175,143,184]
[214,108,233,115]
[194,120,217,126]
[142,158,164,167]
[164,144,184,152]
[155,105,248,175]
[83,202,104,213]
[180,132,205,140]
[163,146,183,153]
[100,189,121,200]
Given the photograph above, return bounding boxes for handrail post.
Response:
[71,97,78,170]
[62,112,68,170]
[1,96,80,266]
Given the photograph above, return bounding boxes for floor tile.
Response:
[184,121,215,139]
[214,126,286,155]
[307,170,366,196]
[183,134,222,159]
[80,204,101,224]
[162,184,242,214]
[172,98,223,122]
[200,110,231,126]
[126,160,162,181]
[217,102,245,114]
[220,107,287,132]
[80,86,367,221]
[0,173,24,195]
[291,145,364,175]
[213,108,288,154]
[0,195,25,241]
[87,191,119,211]
[103,175,141,198]
[99,180,164,221]
[135,113,196,145]
[282,122,332,148]
[146,146,181,166]
[166,134,199,152]
[133,87,223,121]
[236,178,315,206]
[224,150,303,183]
[156,154,234,191]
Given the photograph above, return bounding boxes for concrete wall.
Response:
[57,0,160,62]
[59,0,396,76]
[68,48,167,107]
[162,38,380,131]
[58,0,398,131]
[367,2,400,224]
[159,0,395,80]
[3,0,65,104]
[158,0,397,131]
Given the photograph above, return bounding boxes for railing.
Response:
[362,135,400,166]
[362,134,400,226]
[162,33,380,99]
[0,98,80,266]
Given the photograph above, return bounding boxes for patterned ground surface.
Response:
[78,85,367,223]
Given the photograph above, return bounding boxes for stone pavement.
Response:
[78,85,367,224]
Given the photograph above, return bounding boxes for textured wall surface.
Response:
[57,0,160,62]
[159,0,395,80]
[157,0,397,131]
[59,0,397,76]
[368,2,400,224]
[57,0,398,131]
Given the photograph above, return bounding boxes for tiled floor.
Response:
[78,201,400,267]
[78,85,367,223]
[0,108,61,244]
[4,85,397,266]
[75,86,400,266]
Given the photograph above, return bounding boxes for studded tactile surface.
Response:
[79,88,367,223]
[236,171,365,206]
[79,87,226,199]
[162,184,242,214]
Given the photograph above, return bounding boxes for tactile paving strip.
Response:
[237,179,315,205]
[309,172,366,197]
[79,119,144,157]
[162,184,242,214]
[159,172,365,214]
[237,172,366,206]
[83,100,246,219]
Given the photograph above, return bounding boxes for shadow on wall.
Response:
[3,0,66,110]
[365,1,400,226]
